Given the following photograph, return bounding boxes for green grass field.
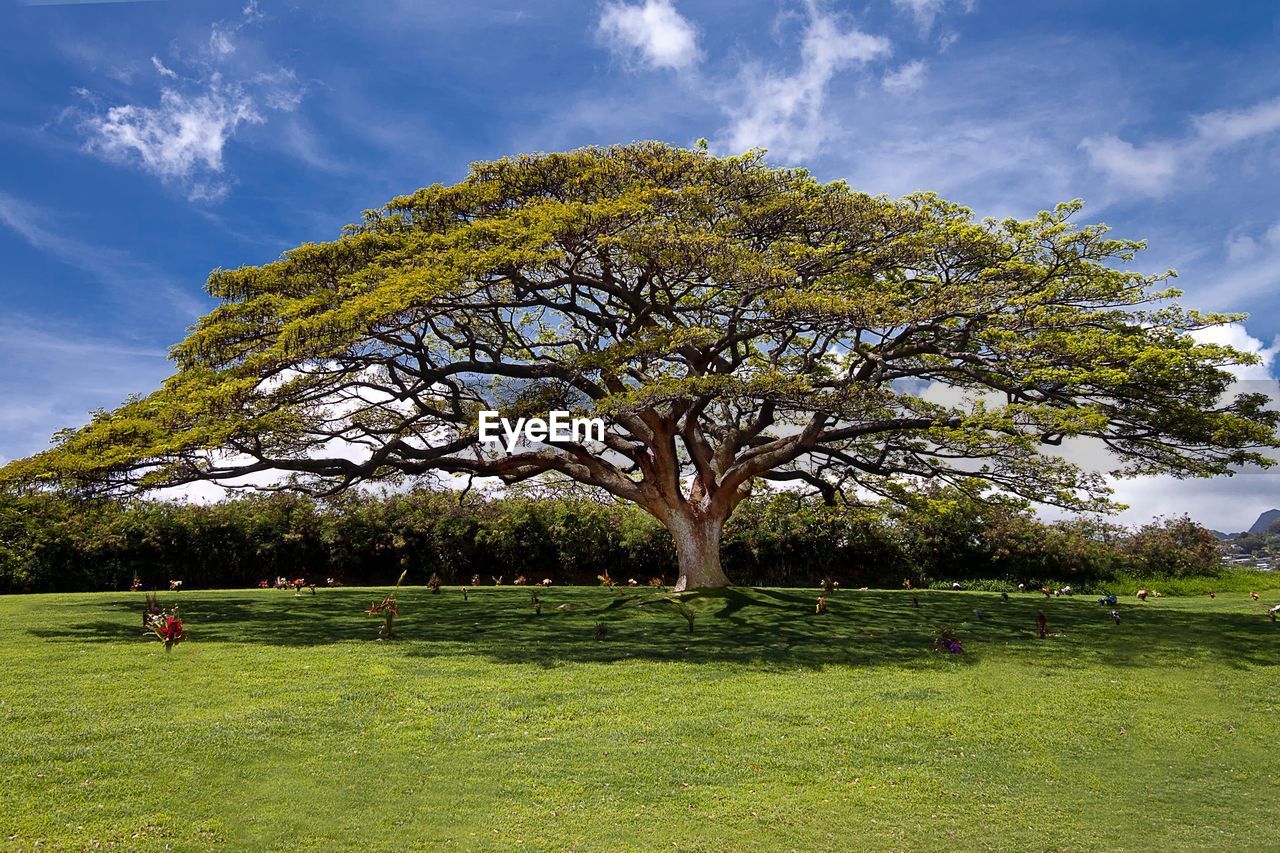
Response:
[3,584,1279,851]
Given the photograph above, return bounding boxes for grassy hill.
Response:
[2,585,1278,850]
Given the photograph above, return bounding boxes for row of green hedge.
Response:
[0,488,1227,593]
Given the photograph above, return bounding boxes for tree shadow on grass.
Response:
[24,587,1280,672]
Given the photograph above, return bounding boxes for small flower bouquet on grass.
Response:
[934,624,964,654]
[366,569,408,640]
[143,593,185,652]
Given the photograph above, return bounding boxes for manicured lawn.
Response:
[2,584,1278,850]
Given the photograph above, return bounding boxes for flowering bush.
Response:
[143,593,185,651]
[366,569,408,640]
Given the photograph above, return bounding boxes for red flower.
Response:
[365,597,398,617]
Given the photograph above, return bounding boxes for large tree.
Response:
[3,143,1276,589]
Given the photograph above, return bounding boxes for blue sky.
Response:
[2,0,1279,528]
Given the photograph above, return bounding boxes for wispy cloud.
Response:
[890,0,975,35]
[597,0,700,72]
[795,37,1119,212]
[0,192,205,318]
[587,0,1068,167]
[592,2,899,162]
[1078,134,1180,196]
[1081,97,1280,197]
[84,84,263,201]
[0,314,170,461]
[75,1,302,201]
[882,59,927,94]
[151,56,178,79]
[715,4,891,160]
[1196,220,1280,309]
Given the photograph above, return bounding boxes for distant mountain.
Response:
[1208,529,1231,540]
[1247,509,1280,537]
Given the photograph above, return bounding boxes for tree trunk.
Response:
[668,513,731,591]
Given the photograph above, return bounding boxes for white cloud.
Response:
[717,7,891,160]
[1077,135,1181,196]
[597,0,700,71]
[0,193,206,319]
[589,1,897,163]
[1198,221,1280,309]
[1193,98,1280,146]
[85,84,262,200]
[882,59,927,94]
[891,0,975,35]
[0,316,171,463]
[840,116,1075,212]
[1225,233,1260,263]
[1082,97,1280,197]
[151,56,178,79]
[75,5,302,202]
[208,0,263,59]
[1112,476,1280,533]
[1226,222,1280,262]
[1188,322,1280,382]
[891,0,945,32]
[209,26,237,58]
[255,68,305,112]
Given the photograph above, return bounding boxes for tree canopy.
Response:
[3,142,1276,588]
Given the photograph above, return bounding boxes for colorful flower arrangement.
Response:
[366,569,408,640]
[934,624,964,654]
[143,593,185,651]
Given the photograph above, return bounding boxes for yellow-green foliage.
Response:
[1,143,1275,506]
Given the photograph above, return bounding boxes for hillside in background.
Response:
[1247,509,1280,537]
